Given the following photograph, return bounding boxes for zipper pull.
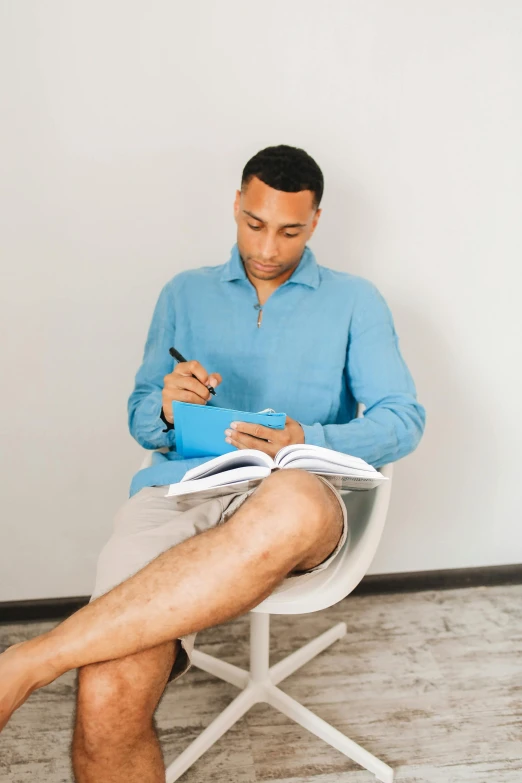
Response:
[254,302,263,327]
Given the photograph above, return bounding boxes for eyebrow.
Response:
[243,209,307,229]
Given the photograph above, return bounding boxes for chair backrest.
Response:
[140,447,167,471]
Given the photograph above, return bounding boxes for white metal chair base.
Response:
[165,612,394,783]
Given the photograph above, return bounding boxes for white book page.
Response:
[165,477,264,500]
[283,459,379,476]
[167,466,272,497]
[316,473,388,491]
[181,449,274,482]
[275,443,375,472]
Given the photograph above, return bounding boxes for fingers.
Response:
[168,362,222,396]
[228,421,281,441]
[164,373,209,402]
[224,420,291,457]
[225,428,278,458]
[174,360,222,389]
[161,388,205,423]
[162,371,213,423]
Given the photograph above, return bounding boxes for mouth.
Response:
[251,260,279,272]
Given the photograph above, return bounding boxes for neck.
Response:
[249,278,280,305]
[242,260,299,305]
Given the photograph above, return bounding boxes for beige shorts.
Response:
[89,475,348,683]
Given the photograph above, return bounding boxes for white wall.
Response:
[1,1,521,601]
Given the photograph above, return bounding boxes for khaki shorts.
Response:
[89,475,348,683]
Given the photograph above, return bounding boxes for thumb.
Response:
[207,372,222,387]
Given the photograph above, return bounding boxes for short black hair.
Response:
[241,144,324,209]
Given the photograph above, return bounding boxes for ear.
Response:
[233,189,241,221]
[309,207,322,236]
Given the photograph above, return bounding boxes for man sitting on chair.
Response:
[0,145,425,782]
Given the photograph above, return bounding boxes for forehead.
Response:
[241,176,315,223]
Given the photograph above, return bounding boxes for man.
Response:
[0,145,425,781]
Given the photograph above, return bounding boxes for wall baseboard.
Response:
[1,564,521,625]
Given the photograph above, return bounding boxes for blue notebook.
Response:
[172,401,287,458]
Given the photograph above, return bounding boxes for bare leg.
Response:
[0,470,343,731]
[72,641,177,783]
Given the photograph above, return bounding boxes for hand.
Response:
[224,415,305,458]
[162,360,222,424]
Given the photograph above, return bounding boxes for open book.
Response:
[165,443,388,498]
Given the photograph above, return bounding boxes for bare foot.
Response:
[0,637,59,733]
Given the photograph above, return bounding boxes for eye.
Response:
[247,223,262,231]
[284,232,299,238]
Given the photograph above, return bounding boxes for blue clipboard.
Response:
[172,401,287,458]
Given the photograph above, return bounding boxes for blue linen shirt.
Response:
[128,243,425,496]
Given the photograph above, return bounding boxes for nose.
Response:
[258,233,278,262]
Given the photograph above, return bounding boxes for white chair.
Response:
[139,449,394,782]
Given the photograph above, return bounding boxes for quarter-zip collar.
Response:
[220,243,321,290]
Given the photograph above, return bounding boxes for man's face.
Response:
[233,176,321,285]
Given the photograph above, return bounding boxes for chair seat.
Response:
[253,462,393,614]
[138,448,393,614]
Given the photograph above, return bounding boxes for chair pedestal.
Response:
[165,613,394,783]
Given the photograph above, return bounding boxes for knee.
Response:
[75,665,152,755]
[266,468,326,503]
[262,469,332,530]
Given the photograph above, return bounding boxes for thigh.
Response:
[88,485,228,687]
[111,484,226,539]
[90,485,225,601]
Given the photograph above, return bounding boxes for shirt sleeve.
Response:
[299,281,426,467]
[127,282,178,451]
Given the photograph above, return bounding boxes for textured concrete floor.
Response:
[1,584,521,782]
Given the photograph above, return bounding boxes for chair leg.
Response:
[164,618,393,783]
[269,621,347,685]
[165,684,260,783]
[191,649,249,689]
[265,683,394,783]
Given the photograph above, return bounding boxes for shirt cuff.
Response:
[130,391,177,450]
[159,406,174,431]
[300,422,327,448]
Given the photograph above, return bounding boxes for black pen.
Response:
[169,347,216,395]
